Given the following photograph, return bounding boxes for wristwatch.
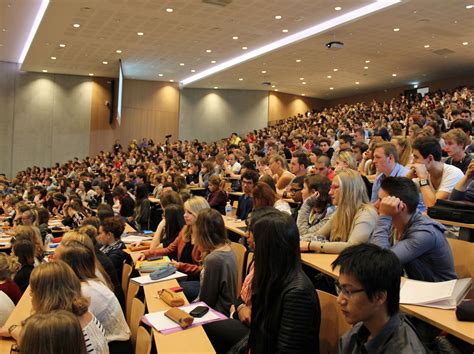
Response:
[8,324,18,336]
[419,179,429,187]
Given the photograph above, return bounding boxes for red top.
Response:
[0,279,22,305]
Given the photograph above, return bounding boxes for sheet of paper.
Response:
[131,271,187,285]
[400,279,456,304]
[121,235,153,243]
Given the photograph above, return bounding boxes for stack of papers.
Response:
[400,278,472,309]
[131,270,187,286]
[121,234,153,244]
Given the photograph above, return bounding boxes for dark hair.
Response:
[97,204,114,221]
[241,170,259,184]
[380,177,419,213]
[37,208,49,225]
[13,239,35,266]
[352,142,368,153]
[163,204,185,247]
[461,108,472,117]
[339,134,354,146]
[58,240,97,281]
[101,216,125,239]
[292,151,310,168]
[81,216,101,231]
[135,183,149,202]
[252,182,276,209]
[331,243,401,316]
[259,174,276,192]
[98,182,110,194]
[304,174,332,211]
[252,211,301,333]
[195,208,229,254]
[412,136,442,161]
[450,119,472,134]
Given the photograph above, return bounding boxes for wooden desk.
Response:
[124,222,137,233]
[433,219,474,230]
[143,280,215,353]
[224,218,247,237]
[301,252,474,345]
[434,219,474,242]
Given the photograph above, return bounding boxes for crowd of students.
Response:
[0,85,472,353]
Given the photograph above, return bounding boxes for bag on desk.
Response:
[164,308,194,329]
[427,200,474,224]
[159,289,185,307]
[149,264,176,280]
[456,299,474,321]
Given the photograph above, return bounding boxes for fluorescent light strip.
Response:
[181,0,400,86]
[18,0,50,64]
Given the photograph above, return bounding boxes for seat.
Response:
[230,242,247,294]
[317,289,351,354]
[135,326,152,354]
[122,263,133,297]
[447,238,474,279]
[126,281,140,324]
[130,297,146,348]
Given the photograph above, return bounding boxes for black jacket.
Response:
[249,271,320,354]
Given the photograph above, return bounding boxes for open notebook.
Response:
[400,278,472,310]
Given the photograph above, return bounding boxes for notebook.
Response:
[400,278,472,309]
[131,271,187,286]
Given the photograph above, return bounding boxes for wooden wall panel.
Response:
[268,91,326,122]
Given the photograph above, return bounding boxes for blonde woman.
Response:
[268,154,295,193]
[391,136,413,166]
[300,169,377,254]
[335,151,373,199]
[0,253,21,304]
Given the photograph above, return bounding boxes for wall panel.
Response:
[268,92,326,122]
[0,62,17,178]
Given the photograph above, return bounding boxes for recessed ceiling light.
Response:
[365,60,370,63]
[302,93,305,96]
[333,68,338,71]
[73,23,80,28]
[392,73,397,77]
[50,56,56,60]
[179,63,185,66]
[211,60,217,63]
[116,49,122,53]
[271,85,276,88]
[89,73,94,76]
[355,81,360,84]
[261,70,267,74]
[296,59,301,62]
[242,46,248,50]
[302,82,306,85]
[102,61,108,64]
[137,32,144,36]
[206,49,212,53]
[275,15,282,19]
[232,36,239,40]
[424,44,430,48]
[191,70,196,73]
[274,89,279,91]
[327,75,332,78]
[59,43,66,48]
[462,42,469,45]
[42,69,48,72]
[169,79,174,82]
[329,87,334,90]
[466,5,474,9]
[364,66,369,69]
[282,29,289,33]
[335,6,342,11]
[299,77,304,80]
[393,28,400,31]
[166,8,174,12]
[239,78,243,81]
[158,74,164,77]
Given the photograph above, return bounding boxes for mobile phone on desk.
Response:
[190,305,209,318]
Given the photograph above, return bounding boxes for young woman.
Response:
[0,253,21,304]
[66,199,87,229]
[156,204,185,248]
[249,211,320,353]
[56,240,131,354]
[335,151,372,199]
[252,182,291,214]
[391,135,413,166]
[134,183,151,231]
[301,169,377,254]
[296,174,335,240]
[19,311,88,354]
[12,239,35,293]
[206,175,228,215]
[13,225,44,263]
[193,209,237,316]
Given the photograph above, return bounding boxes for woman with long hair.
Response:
[249,211,320,353]
[193,208,236,315]
[252,182,291,214]
[134,183,151,231]
[206,175,228,215]
[391,135,413,166]
[301,169,377,254]
[335,151,372,199]
[0,253,21,304]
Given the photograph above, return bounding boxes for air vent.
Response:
[202,0,232,6]
[432,48,455,56]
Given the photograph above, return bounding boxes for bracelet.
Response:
[8,324,18,336]
[307,241,312,252]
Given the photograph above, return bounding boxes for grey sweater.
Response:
[198,249,237,316]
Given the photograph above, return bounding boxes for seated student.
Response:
[0,253,21,304]
[442,128,472,174]
[12,239,35,293]
[450,159,474,202]
[236,170,259,220]
[65,199,87,229]
[36,207,50,242]
[193,209,237,316]
[133,183,151,231]
[247,211,320,353]
[0,291,14,327]
[332,244,426,353]
[301,169,378,254]
[13,225,44,264]
[111,186,135,220]
[252,182,291,215]
[297,174,335,240]
[407,136,464,208]
[370,177,456,282]
[313,155,335,180]
[391,135,413,166]
[334,151,372,200]
[18,310,88,354]
[97,216,129,281]
[268,154,295,192]
[206,175,228,215]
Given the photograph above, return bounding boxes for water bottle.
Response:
[225,201,232,220]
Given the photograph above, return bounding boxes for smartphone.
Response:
[189,306,209,318]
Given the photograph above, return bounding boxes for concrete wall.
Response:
[179,89,268,142]
[268,91,326,122]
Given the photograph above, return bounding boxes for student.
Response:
[407,136,463,208]
[297,174,335,240]
[19,311,88,354]
[248,211,320,353]
[12,239,35,293]
[268,154,295,192]
[133,183,151,231]
[193,209,237,316]
[0,253,21,304]
[236,170,259,220]
[252,182,291,214]
[370,177,456,282]
[206,175,228,215]
[442,128,472,174]
[301,169,377,254]
[332,243,426,353]
[450,159,474,202]
[66,199,87,228]
[391,135,412,166]
[0,291,14,327]
[13,225,44,263]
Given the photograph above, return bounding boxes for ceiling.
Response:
[1,0,473,99]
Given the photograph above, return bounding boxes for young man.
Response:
[313,155,335,181]
[288,151,309,178]
[407,136,463,208]
[236,170,259,220]
[442,128,472,174]
[370,177,456,282]
[332,243,426,353]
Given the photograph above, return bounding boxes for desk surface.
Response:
[224,218,247,237]
[433,219,474,229]
[143,280,215,353]
[301,252,474,344]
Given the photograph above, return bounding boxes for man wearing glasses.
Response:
[331,243,426,353]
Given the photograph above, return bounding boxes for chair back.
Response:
[230,242,247,294]
[447,238,474,279]
[130,297,146,348]
[126,281,139,324]
[135,326,152,354]
[122,263,133,297]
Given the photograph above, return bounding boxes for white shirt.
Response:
[0,291,14,327]
[414,163,464,194]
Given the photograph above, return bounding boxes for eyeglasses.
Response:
[335,282,365,299]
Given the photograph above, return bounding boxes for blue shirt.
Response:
[236,194,253,220]
[371,163,409,202]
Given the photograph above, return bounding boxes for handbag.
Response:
[159,289,185,307]
[150,264,176,280]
